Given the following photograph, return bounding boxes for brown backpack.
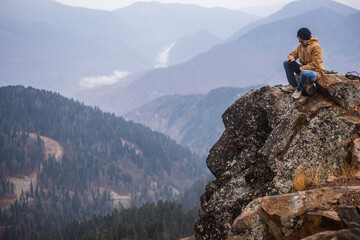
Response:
[345,71,360,81]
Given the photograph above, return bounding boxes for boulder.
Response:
[350,138,360,170]
[317,74,360,110]
[226,186,360,240]
[194,75,360,239]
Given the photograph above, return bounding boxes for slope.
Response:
[168,29,222,66]
[0,84,209,238]
[0,86,207,203]
[126,87,257,157]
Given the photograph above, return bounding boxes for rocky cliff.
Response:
[194,74,360,239]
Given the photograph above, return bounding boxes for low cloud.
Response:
[155,42,176,68]
[79,70,131,88]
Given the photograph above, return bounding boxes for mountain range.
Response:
[113,2,258,40]
[75,0,360,115]
[0,0,257,95]
[0,0,150,94]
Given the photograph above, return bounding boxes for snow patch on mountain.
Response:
[155,42,176,68]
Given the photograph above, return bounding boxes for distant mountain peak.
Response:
[228,0,358,41]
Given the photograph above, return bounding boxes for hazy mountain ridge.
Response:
[0,0,258,95]
[113,2,259,40]
[0,0,151,94]
[109,2,359,114]
[126,87,258,156]
[168,29,222,66]
[229,0,359,41]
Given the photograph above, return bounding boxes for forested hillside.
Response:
[0,85,207,239]
[126,86,258,156]
[62,201,197,240]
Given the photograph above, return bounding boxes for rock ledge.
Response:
[194,75,360,239]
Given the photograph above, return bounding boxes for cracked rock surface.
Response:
[194,75,360,239]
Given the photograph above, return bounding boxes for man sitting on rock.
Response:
[281,27,325,99]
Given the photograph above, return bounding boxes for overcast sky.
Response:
[54,0,360,11]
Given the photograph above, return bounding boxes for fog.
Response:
[80,70,131,88]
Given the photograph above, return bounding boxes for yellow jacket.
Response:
[287,36,325,79]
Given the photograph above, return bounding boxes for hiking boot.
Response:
[303,82,316,96]
[281,85,296,93]
[291,90,302,99]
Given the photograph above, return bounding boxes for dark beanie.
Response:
[297,27,311,40]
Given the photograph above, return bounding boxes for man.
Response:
[281,27,325,99]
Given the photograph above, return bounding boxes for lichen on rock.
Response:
[194,75,360,240]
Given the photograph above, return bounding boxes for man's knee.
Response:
[300,70,318,82]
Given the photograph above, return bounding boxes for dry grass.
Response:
[292,163,326,191]
[292,160,360,192]
[332,160,360,179]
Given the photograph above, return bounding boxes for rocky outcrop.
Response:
[194,75,360,239]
